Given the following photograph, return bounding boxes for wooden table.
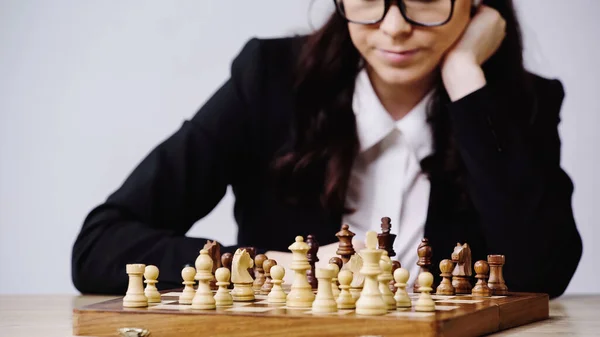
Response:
[0,294,598,336]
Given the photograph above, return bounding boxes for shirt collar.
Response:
[352,68,434,161]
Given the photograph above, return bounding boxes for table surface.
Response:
[0,294,598,336]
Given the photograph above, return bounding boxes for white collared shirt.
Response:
[343,69,433,286]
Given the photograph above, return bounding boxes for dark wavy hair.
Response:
[273,0,533,215]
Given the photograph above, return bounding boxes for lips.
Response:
[376,48,421,64]
[382,48,420,54]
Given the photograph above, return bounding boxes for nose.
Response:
[379,3,412,37]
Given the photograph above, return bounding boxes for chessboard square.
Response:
[434,305,460,311]
[304,310,346,316]
[225,306,275,313]
[431,295,456,300]
[386,311,435,318]
[232,302,253,307]
[410,294,456,300]
[338,310,355,315]
[162,292,183,297]
[150,300,176,305]
[437,299,484,304]
[149,304,192,311]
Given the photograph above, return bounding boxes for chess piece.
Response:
[415,272,436,312]
[267,265,287,304]
[329,256,344,298]
[336,224,355,264]
[214,267,233,307]
[123,264,148,308]
[389,260,401,293]
[286,236,315,308]
[451,243,473,294]
[312,268,337,313]
[472,260,492,297]
[436,259,455,295]
[253,254,268,291]
[192,249,216,309]
[377,217,396,257]
[329,257,343,271]
[344,254,364,300]
[393,267,411,309]
[204,240,221,290]
[143,265,161,303]
[179,266,196,305]
[328,262,341,299]
[221,252,233,289]
[378,252,396,310]
[355,231,386,316]
[231,248,255,301]
[337,270,355,309]
[260,259,277,295]
[221,252,233,270]
[306,235,319,289]
[487,255,508,295]
[238,247,256,279]
[414,238,432,293]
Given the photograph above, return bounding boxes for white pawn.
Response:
[393,267,411,309]
[378,253,395,310]
[192,249,216,310]
[123,264,148,308]
[328,263,341,299]
[312,268,337,313]
[267,265,287,304]
[415,272,436,312]
[144,265,161,303]
[214,267,233,307]
[179,266,196,305]
[336,270,355,309]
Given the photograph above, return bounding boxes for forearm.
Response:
[443,61,541,235]
[72,209,208,294]
[448,85,543,235]
[442,55,487,102]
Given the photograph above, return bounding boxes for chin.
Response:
[368,63,431,87]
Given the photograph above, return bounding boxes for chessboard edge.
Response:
[72,307,439,337]
[497,292,550,331]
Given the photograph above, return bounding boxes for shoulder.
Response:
[234,35,308,64]
[529,72,565,100]
[526,72,566,126]
[229,35,308,91]
[215,34,309,118]
[219,35,310,155]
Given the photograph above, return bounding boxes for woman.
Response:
[71,0,582,298]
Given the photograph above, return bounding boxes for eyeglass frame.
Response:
[333,0,457,27]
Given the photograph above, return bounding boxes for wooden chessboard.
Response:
[72,288,549,337]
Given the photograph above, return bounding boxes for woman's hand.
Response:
[441,5,507,101]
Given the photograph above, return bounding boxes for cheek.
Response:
[348,24,375,55]
[431,3,472,53]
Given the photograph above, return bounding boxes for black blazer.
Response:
[71,35,582,298]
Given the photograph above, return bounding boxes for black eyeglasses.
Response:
[334,0,456,27]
